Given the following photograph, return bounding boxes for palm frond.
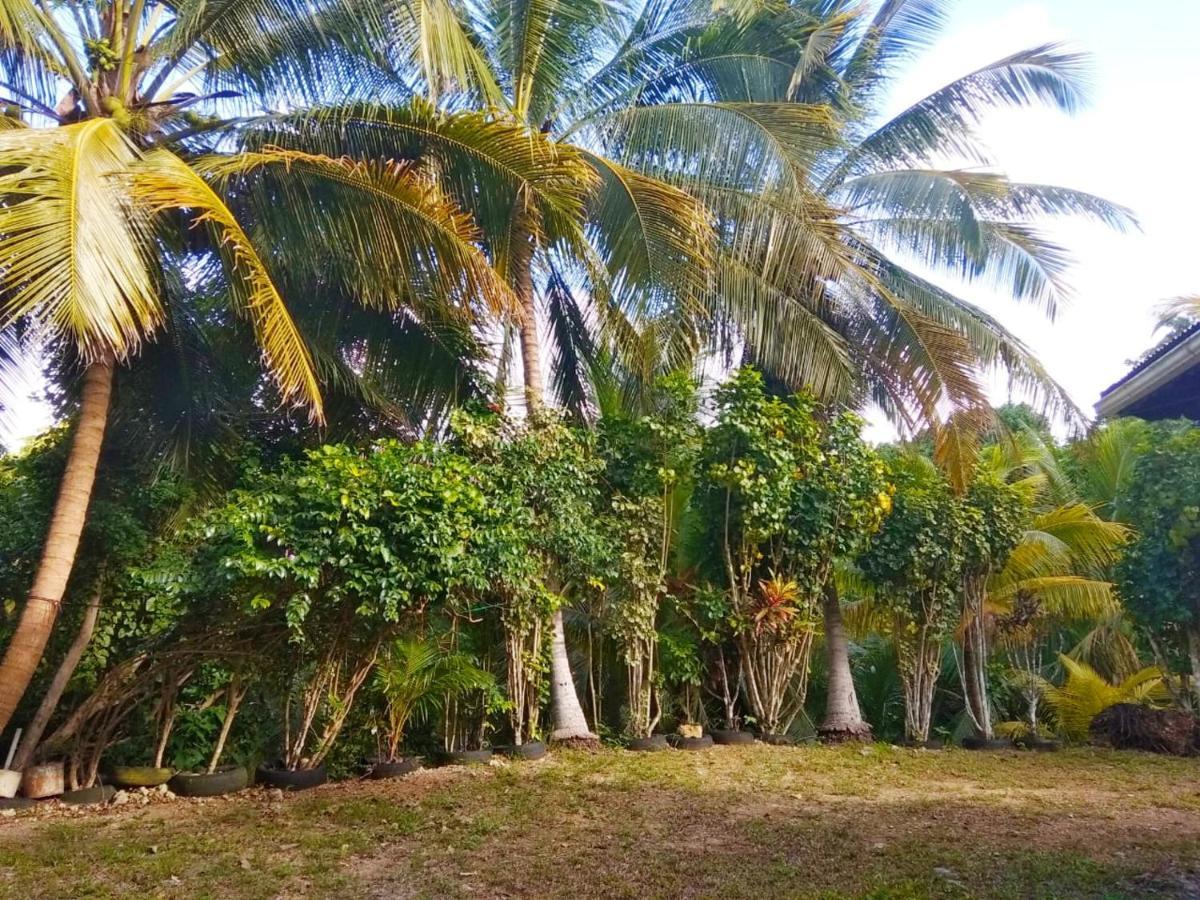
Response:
[581,150,714,319]
[196,146,514,317]
[0,119,160,362]
[131,147,323,420]
[830,44,1090,179]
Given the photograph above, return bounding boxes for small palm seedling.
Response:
[375,637,494,763]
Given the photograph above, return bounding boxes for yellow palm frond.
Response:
[194,146,515,318]
[1044,654,1166,741]
[131,147,323,421]
[933,406,990,494]
[988,575,1118,621]
[0,119,160,361]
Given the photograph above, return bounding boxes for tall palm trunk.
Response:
[512,230,594,742]
[0,356,114,735]
[818,586,871,742]
[549,608,594,740]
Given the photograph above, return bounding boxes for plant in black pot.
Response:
[439,654,503,767]
[679,587,754,745]
[372,637,491,777]
[167,666,254,798]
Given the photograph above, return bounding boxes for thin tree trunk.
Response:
[1188,626,1200,711]
[959,575,993,739]
[11,581,103,770]
[207,676,247,774]
[818,586,871,742]
[0,357,114,735]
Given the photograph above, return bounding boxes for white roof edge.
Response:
[1096,329,1200,418]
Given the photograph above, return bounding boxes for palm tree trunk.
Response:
[512,229,595,744]
[515,250,544,412]
[818,586,871,742]
[10,579,103,770]
[549,608,594,741]
[0,357,114,735]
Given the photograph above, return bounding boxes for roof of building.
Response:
[1096,321,1200,419]
[1100,321,1200,399]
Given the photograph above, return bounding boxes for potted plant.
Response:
[106,666,190,788]
[256,625,388,790]
[681,588,754,745]
[371,637,492,777]
[167,667,253,797]
[438,648,502,766]
[658,628,712,751]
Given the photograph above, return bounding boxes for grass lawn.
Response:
[1,744,1199,898]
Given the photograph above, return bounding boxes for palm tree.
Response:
[958,439,1128,740]
[0,0,584,732]
[207,0,1130,737]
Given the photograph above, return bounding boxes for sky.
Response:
[3,0,1199,448]
[866,0,1200,436]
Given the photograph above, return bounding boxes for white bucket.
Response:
[0,768,21,799]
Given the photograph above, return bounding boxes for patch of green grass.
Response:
[1,747,1199,898]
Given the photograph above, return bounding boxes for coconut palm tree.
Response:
[0,0,594,732]
[208,0,1131,738]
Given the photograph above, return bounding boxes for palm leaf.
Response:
[0,119,160,362]
[131,147,323,420]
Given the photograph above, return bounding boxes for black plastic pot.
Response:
[61,784,117,806]
[256,763,327,791]
[439,749,493,767]
[961,736,1012,751]
[670,735,714,752]
[368,757,423,779]
[498,741,547,761]
[628,735,670,752]
[170,765,249,797]
[757,733,794,746]
[711,729,755,746]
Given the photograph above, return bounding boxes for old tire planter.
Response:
[107,765,174,788]
[499,741,547,761]
[961,737,1011,751]
[256,763,327,791]
[711,729,755,746]
[170,765,249,797]
[0,796,36,810]
[671,735,714,752]
[1029,737,1062,752]
[439,749,492,767]
[368,758,423,779]
[900,739,944,750]
[61,784,117,806]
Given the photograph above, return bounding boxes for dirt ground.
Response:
[1,744,1199,898]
